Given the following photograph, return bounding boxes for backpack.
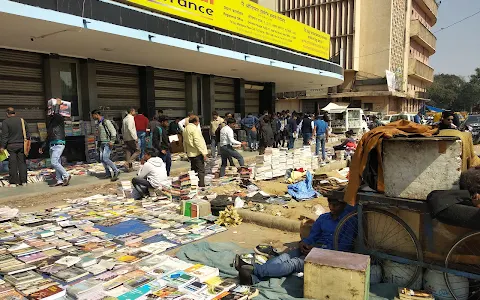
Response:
[102,119,120,143]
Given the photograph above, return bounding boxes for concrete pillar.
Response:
[79,59,97,120]
[43,54,62,100]
[139,66,156,119]
[234,78,245,117]
[259,82,275,114]
[185,73,200,120]
[201,75,215,125]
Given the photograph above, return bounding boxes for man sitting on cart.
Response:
[427,167,480,230]
[235,198,356,285]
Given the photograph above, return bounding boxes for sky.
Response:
[430,0,480,78]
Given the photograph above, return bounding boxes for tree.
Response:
[427,74,465,109]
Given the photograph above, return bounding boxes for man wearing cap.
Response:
[235,198,356,285]
[0,107,30,186]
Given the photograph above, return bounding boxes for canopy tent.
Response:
[321,102,350,114]
[425,105,444,112]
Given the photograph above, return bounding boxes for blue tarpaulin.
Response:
[287,171,319,200]
[425,105,444,112]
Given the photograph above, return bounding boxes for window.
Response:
[363,103,373,111]
[60,61,80,117]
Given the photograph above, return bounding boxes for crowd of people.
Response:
[0,106,354,191]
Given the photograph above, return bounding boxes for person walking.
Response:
[123,108,140,172]
[134,109,149,159]
[39,106,71,187]
[0,107,29,186]
[241,113,258,151]
[301,114,314,145]
[271,113,282,148]
[91,110,120,181]
[179,112,201,132]
[153,116,172,176]
[313,115,329,161]
[258,116,274,155]
[210,111,224,158]
[287,113,298,150]
[219,118,244,177]
[183,116,208,187]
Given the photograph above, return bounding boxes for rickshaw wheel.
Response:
[334,208,423,288]
[445,232,480,300]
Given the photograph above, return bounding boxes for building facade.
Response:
[0,0,342,123]
[268,0,438,115]
[0,0,343,161]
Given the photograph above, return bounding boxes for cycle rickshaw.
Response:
[330,189,480,299]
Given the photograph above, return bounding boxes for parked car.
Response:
[460,114,480,144]
[380,115,393,125]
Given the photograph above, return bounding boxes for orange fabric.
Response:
[344,120,438,205]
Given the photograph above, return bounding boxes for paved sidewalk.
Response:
[0,149,260,203]
[1,139,340,205]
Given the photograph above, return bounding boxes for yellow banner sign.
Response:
[114,0,330,59]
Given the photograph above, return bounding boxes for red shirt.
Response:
[134,114,149,132]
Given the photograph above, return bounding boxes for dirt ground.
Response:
[12,182,118,213]
[167,222,301,256]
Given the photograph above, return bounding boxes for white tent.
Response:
[321,102,350,114]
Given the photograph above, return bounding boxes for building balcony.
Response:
[410,20,436,55]
[408,58,434,84]
[414,0,438,25]
[414,91,429,100]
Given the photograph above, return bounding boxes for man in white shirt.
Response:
[122,108,140,172]
[179,112,202,132]
[219,118,244,177]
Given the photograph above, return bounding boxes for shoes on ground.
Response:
[254,245,279,258]
[238,265,254,286]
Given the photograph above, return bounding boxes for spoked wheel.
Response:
[445,232,480,300]
[333,208,423,288]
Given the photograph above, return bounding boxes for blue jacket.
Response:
[241,115,258,129]
[303,205,356,251]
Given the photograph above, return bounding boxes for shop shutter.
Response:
[154,69,186,119]
[96,61,140,120]
[214,77,235,116]
[0,48,45,122]
[245,89,260,116]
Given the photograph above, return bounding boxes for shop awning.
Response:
[321,102,350,113]
[425,105,444,112]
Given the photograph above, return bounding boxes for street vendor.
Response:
[131,148,169,200]
[235,198,356,285]
[333,130,357,151]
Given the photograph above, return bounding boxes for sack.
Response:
[21,119,31,157]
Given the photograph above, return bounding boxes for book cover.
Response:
[67,278,102,296]
[180,280,207,294]
[149,286,185,299]
[28,285,65,300]
[0,289,24,300]
[162,271,195,288]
